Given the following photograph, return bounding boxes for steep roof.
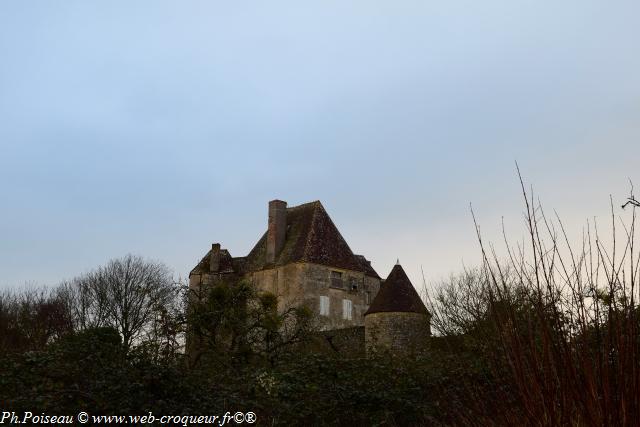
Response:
[191,201,380,279]
[354,255,380,280]
[244,201,380,277]
[365,263,429,316]
[190,249,236,275]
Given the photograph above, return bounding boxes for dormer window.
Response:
[330,271,343,289]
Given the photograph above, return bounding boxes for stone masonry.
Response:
[189,199,431,354]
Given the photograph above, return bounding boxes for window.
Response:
[349,277,359,291]
[342,299,352,320]
[330,271,343,289]
[320,295,330,316]
[365,291,371,305]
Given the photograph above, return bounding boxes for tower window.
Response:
[342,299,352,320]
[320,295,330,316]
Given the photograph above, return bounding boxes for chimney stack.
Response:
[266,200,287,263]
[210,243,221,272]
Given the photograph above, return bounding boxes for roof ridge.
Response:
[287,200,322,211]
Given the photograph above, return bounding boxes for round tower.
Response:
[364,262,431,356]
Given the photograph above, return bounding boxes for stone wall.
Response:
[364,312,430,355]
[247,262,380,329]
[190,266,435,358]
[246,263,305,309]
[190,262,381,329]
[188,271,242,293]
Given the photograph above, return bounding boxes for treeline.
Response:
[2,180,640,425]
[0,255,182,357]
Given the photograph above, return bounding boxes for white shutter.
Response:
[342,299,352,320]
[320,296,330,316]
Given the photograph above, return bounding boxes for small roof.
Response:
[365,263,430,316]
[190,248,236,275]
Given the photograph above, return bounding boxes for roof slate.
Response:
[365,264,429,316]
[190,201,380,279]
[190,249,235,275]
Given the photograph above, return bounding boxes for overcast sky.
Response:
[1,1,639,290]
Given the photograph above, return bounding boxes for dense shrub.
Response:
[0,328,504,425]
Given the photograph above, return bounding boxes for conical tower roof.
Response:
[365,263,430,316]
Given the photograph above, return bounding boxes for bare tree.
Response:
[59,255,177,352]
[469,167,640,425]
[0,286,73,353]
[56,274,108,331]
[426,267,492,336]
[140,277,186,363]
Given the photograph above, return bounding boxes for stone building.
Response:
[190,200,382,329]
[364,263,431,355]
[189,199,431,354]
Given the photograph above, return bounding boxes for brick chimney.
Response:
[210,243,221,272]
[266,200,287,263]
